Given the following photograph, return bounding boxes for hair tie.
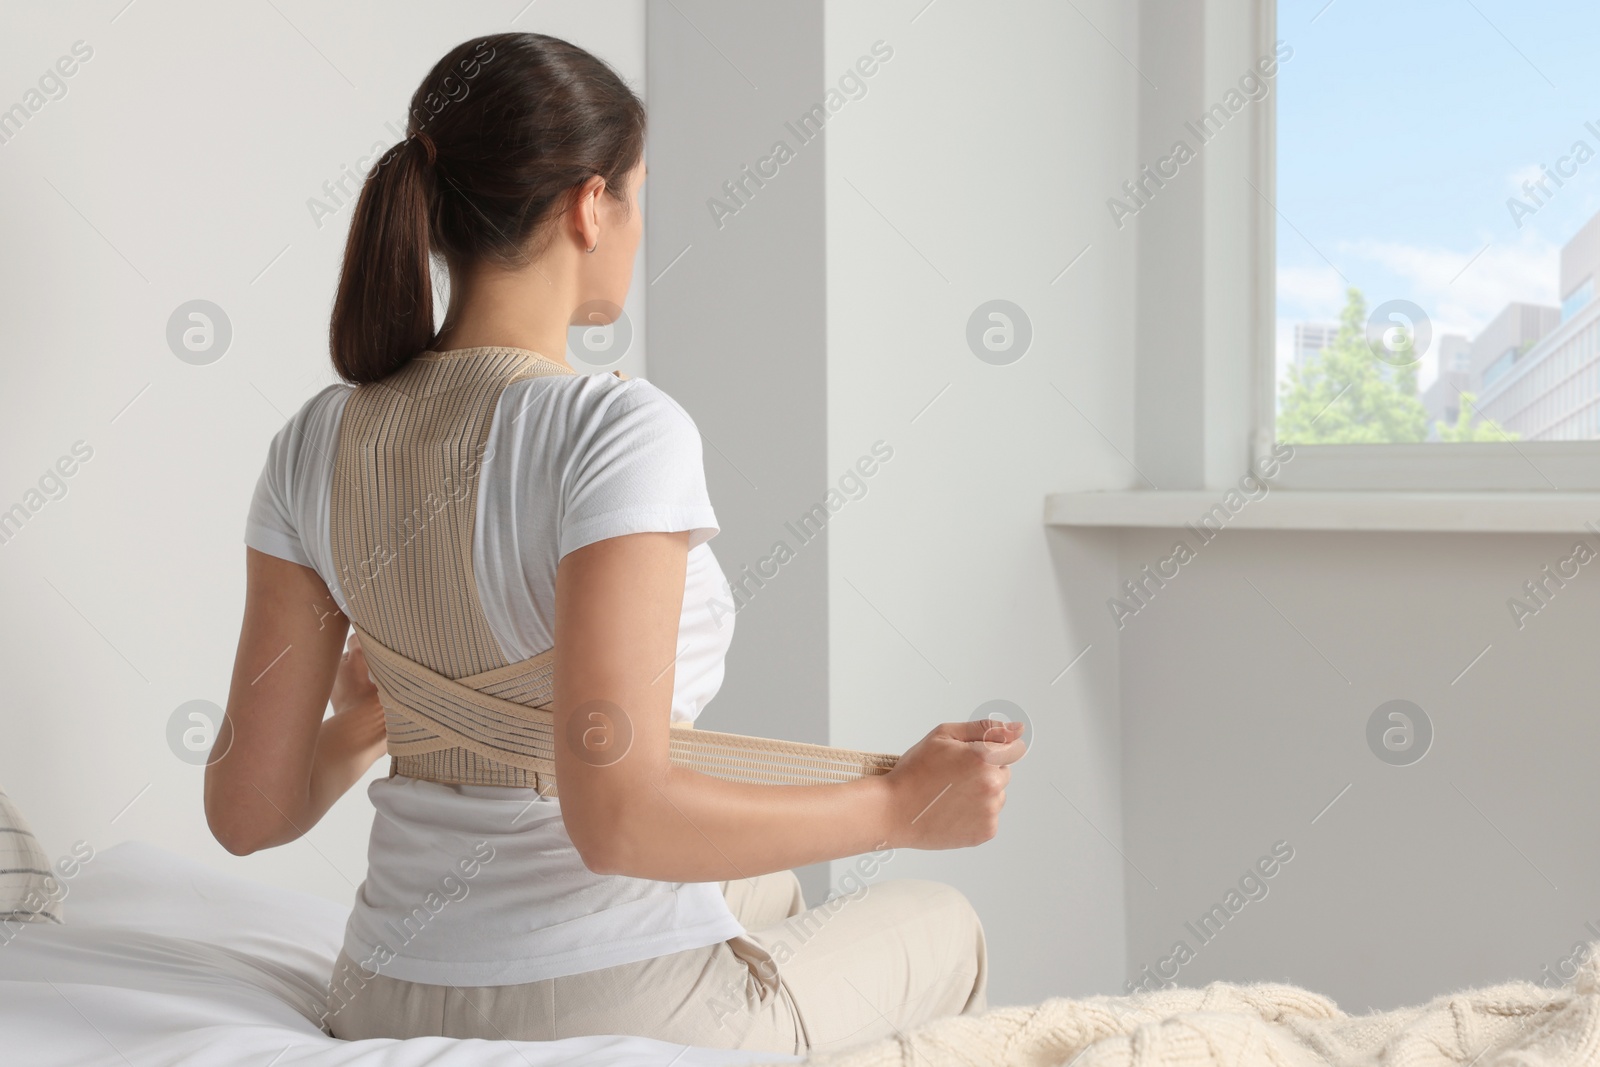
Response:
[411,130,437,166]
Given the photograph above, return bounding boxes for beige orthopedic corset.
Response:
[327,346,898,792]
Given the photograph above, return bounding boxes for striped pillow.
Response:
[0,786,63,925]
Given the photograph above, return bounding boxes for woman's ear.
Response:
[572,175,608,253]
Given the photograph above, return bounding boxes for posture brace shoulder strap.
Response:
[327,347,898,793]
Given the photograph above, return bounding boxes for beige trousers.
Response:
[324,872,987,1055]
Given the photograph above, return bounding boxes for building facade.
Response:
[1477,212,1600,440]
[1420,333,1471,436]
[1292,322,1339,368]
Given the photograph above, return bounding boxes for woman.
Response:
[203,31,1024,1056]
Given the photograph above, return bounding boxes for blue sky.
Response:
[1275,0,1600,387]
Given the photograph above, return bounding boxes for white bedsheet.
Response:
[0,840,798,1067]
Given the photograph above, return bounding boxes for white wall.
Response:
[0,1,646,907]
[824,0,1138,1006]
[1117,525,1600,1010]
[643,0,1139,1004]
[643,0,837,902]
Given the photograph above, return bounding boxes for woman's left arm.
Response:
[204,547,388,856]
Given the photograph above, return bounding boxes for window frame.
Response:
[1250,0,1600,492]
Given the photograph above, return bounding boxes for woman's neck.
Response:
[433,258,577,370]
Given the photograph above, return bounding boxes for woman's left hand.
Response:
[326,632,388,761]
[331,632,381,715]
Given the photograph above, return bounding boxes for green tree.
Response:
[1435,391,1517,442]
[1277,287,1429,444]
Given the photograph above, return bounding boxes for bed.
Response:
[0,839,799,1067]
[11,839,1594,1067]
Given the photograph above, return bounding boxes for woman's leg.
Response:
[741,878,988,1054]
[325,873,975,1055]
[328,939,801,1050]
[325,947,449,1039]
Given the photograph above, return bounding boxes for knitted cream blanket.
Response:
[787,947,1600,1067]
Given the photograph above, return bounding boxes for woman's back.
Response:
[244,350,744,985]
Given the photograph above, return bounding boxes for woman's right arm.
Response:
[552,528,1026,882]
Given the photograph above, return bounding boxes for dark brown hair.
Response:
[329,32,646,384]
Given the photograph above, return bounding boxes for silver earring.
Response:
[585,241,597,254]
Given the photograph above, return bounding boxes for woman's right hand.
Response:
[881,720,1026,850]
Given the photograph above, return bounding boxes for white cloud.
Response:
[1276,263,1344,318]
[1274,232,1561,394]
[1338,232,1559,341]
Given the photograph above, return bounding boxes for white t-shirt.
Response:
[243,365,746,985]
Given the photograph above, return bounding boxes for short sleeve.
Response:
[558,380,720,559]
[243,385,346,569]
[244,424,313,568]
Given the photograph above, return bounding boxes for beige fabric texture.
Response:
[784,952,1600,1067]
[324,869,987,1055]
[327,345,897,791]
[0,786,63,925]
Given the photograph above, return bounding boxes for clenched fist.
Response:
[882,719,1026,850]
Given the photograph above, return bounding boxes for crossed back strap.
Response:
[328,346,898,792]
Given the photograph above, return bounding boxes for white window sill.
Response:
[1043,491,1600,534]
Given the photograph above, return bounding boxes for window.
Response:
[1562,277,1593,322]
[1272,0,1600,462]
[1250,0,1600,489]
[1481,346,1528,389]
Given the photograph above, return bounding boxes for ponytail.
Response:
[329,135,438,384]
[326,33,646,386]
